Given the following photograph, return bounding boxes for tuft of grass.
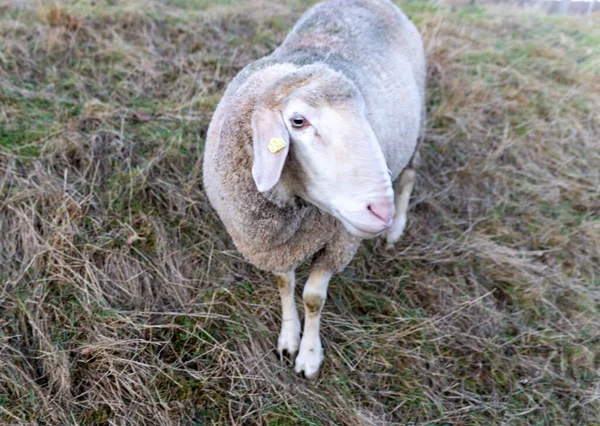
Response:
[1,0,599,425]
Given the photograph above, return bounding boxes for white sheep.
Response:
[203,0,425,379]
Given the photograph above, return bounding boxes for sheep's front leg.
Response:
[274,271,301,358]
[385,168,416,250]
[294,269,332,380]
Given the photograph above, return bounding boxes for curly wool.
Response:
[203,0,424,273]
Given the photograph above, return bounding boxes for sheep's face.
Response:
[281,97,394,238]
[251,68,396,239]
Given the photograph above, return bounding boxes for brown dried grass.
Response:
[0,1,599,424]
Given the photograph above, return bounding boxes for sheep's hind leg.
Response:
[275,271,301,359]
[385,168,416,250]
[294,269,332,381]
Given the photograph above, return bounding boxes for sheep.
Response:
[203,0,425,380]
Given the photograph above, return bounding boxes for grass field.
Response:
[1,0,599,424]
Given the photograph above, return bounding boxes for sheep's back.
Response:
[273,0,425,179]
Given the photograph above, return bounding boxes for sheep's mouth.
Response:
[308,200,390,239]
[336,213,389,239]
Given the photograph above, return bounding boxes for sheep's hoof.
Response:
[304,369,320,383]
[278,348,298,363]
[294,346,323,381]
[277,326,300,361]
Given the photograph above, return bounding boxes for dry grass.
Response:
[1,0,599,424]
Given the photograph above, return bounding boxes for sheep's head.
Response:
[251,65,394,239]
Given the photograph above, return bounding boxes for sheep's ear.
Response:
[251,108,290,193]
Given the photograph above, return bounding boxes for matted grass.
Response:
[1,1,599,424]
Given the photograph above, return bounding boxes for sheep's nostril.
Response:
[367,203,394,226]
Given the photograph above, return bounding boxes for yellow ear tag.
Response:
[268,137,287,154]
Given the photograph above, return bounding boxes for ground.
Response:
[0,1,599,425]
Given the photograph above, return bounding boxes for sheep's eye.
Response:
[290,116,307,129]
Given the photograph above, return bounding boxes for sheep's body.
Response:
[204,0,424,378]
[203,0,425,274]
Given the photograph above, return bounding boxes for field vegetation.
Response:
[0,0,599,424]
